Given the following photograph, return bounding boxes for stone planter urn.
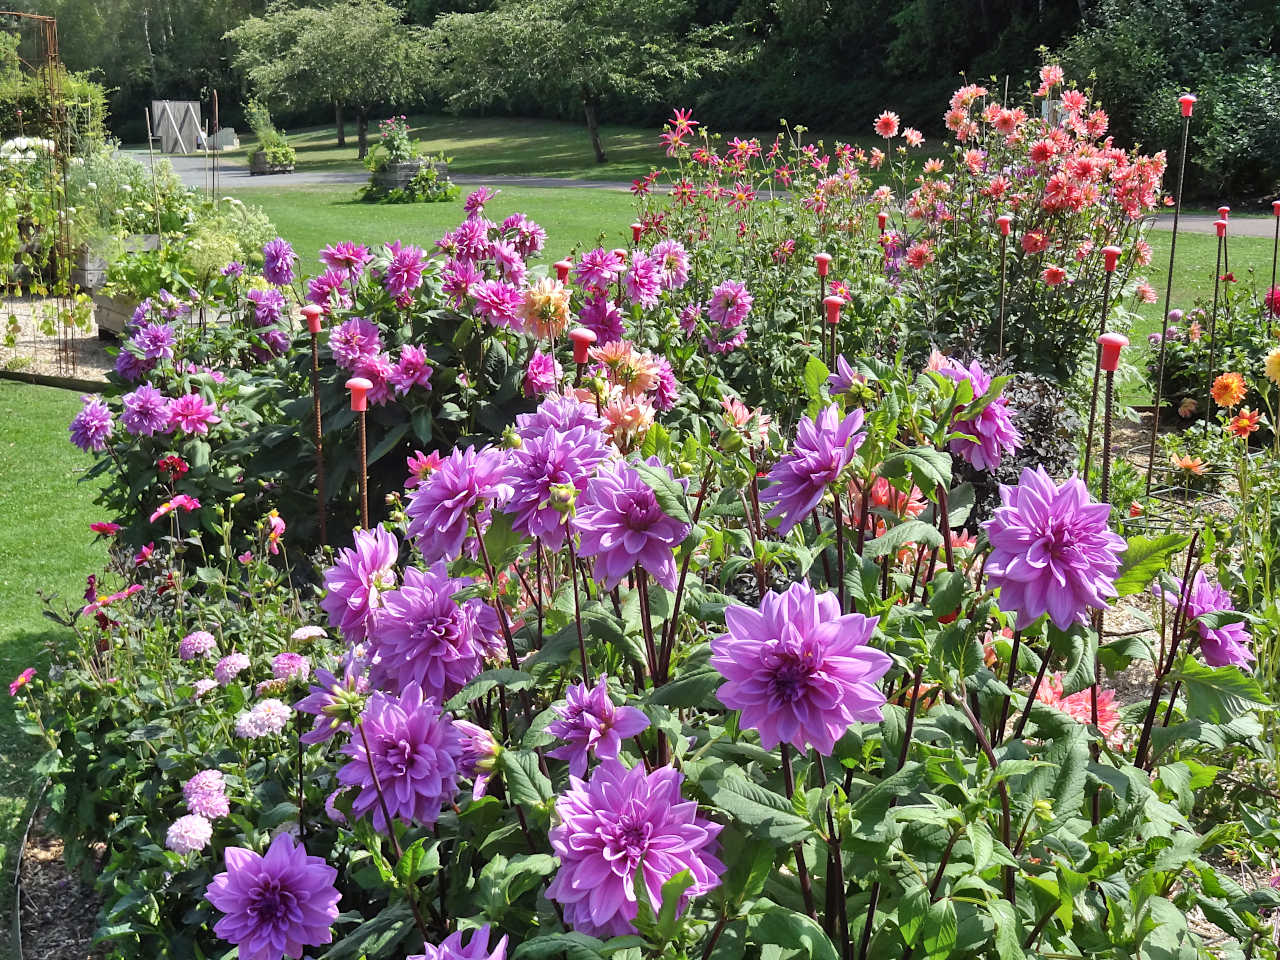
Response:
[370,159,447,192]
[249,149,294,175]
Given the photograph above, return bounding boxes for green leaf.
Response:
[1114,534,1188,596]
[803,355,830,403]
[969,821,994,871]
[898,884,931,945]
[647,668,723,708]
[321,901,413,960]
[989,898,1024,960]
[1168,656,1269,723]
[928,570,965,619]
[633,462,692,526]
[657,869,694,937]
[482,509,527,569]
[513,933,607,960]
[750,902,838,960]
[881,447,952,491]
[863,519,943,560]
[393,837,441,887]
[708,773,813,845]
[921,899,958,959]
[499,749,554,807]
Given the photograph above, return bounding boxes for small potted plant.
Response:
[366,116,447,191]
[245,99,296,175]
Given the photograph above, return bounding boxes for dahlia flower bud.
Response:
[548,481,578,515]
[502,425,523,449]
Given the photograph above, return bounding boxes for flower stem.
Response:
[832,490,847,614]
[470,510,532,725]
[566,535,589,682]
[780,743,817,921]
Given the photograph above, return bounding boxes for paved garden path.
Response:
[134,153,1279,237]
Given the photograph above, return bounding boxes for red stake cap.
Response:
[1273,200,1280,217]
[630,222,643,243]
[611,248,628,262]
[1101,245,1122,271]
[1098,332,1128,372]
[1179,93,1197,117]
[345,376,373,412]
[814,252,833,276]
[569,327,597,364]
[876,211,887,231]
[823,295,843,325]
[554,259,573,282]
[300,303,324,334]
[1218,205,1230,220]
[1214,219,1227,238]
[996,214,1013,236]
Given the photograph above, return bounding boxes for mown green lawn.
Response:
[229,184,641,263]
[0,382,106,914]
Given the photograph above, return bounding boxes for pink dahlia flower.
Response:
[167,393,221,435]
[933,356,1022,472]
[409,924,508,960]
[545,759,723,937]
[1153,570,1254,669]
[319,526,400,642]
[711,581,890,754]
[574,461,689,590]
[761,403,865,535]
[547,675,650,777]
[982,466,1125,629]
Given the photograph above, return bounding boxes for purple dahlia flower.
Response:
[307,269,352,311]
[515,393,607,439]
[69,395,113,452]
[368,563,500,699]
[294,664,371,745]
[383,243,426,298]
[409,924,508,960]
[624,251,662,308]
[506,423,610,551]
[114,347,154,382]
[453,719,500,800]
[708,279,753,329]
[828,355,864,396]
[982,466,1126,630]
[320,526,400,642]
[166,814,212,854]
[390,345,434,396]
[711,581,890,754]
[574,248,625,293]
[262,237,297,287]
[179,630,216,661]
[651,239,689,290]
[579,292,626,345]
[935,356,1022,472]
[649,355,680,411]
[547,675,650,777]
[575,461,689,590]
[120,383,171,436]
[330,317,382,371]
[1154,570,1254,668]
[405,446,513,563]
[246,287,286,327]
[205,833,340,960]
[337,682,462,830]
[761,403,865,535]
[545,758,723,937]
[135,321,176,361]
[184,769,230,819]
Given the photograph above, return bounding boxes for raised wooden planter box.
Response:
[93,292,138,338]
[370,160,447,192]
[72,234,161,292]
[249,150,294,176]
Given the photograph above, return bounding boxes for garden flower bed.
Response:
[14,69,1280,960]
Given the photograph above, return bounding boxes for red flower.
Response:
[1041,266,1067,286]
[90,521,121,536]
[874,110,900,138]
[1021,231,1049,255]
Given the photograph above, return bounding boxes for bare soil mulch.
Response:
[1,298,113,384]
[12,815,102,960]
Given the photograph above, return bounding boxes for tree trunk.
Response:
[356,108,369,160]
[582,94,607,164]
[335,101,345,147]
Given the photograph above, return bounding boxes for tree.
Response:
[226,0,428,158]
[425,0,730,163]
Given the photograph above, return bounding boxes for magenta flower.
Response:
[523,349,562,397]
[114,347,154,382]
[69,394,113,452]
[649,356,680,411]
[261,237,297,287]
[184,769,230,818]
[214,652,250,686]
[329,317,382,370]
[135,321,177,360]
[320,241,371,274]
[471,279,525,331]
[453,720,500,800]
[337,682,462,829]
[501,213,546,259]
[761,403,866,535]
[515,394,607,439]
[934,356,1022,471]
[828,355,864,396]
[179,630,217,661]
[246,288,286,327]
[166,814,212,854]
[272,652,310,683]
[651,239,690,290]
[547,676,650,777]
[708,279,753,329]
[449,219,492,262]
[352,352,395,406]
[982,466,1126,629]
[320,526,400,642]
[507,423,610,551]
[294,664,371,746]
[712,581,890,754]
[579,293,626,345]
[405,446,513,563]
[545,759,723,937]
[383,243,426,298]
[205,833,340,960]
[575,461,689,590]
[368,563,500,699]
[574,248,625,292]
[167,393,221,435]
[390,345,434,396]
[409,925,508,960]
[624,251,662,307]
[491,239,526,285]
[464,186,498,217]
[306,269,352,311]
[442,258,483,307]
[120,384,171,437]
[1154,570,1254,668]
[8,667,36,697]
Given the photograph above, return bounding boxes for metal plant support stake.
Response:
[1271,200,1280,300]
[996,214,1012,358]
[301,305,327,545]
[1144,96,1195,496]
[1082,246,1122,481]
[814,252,831,353]
[1203,221,1226,437]
[346,377,373,529]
